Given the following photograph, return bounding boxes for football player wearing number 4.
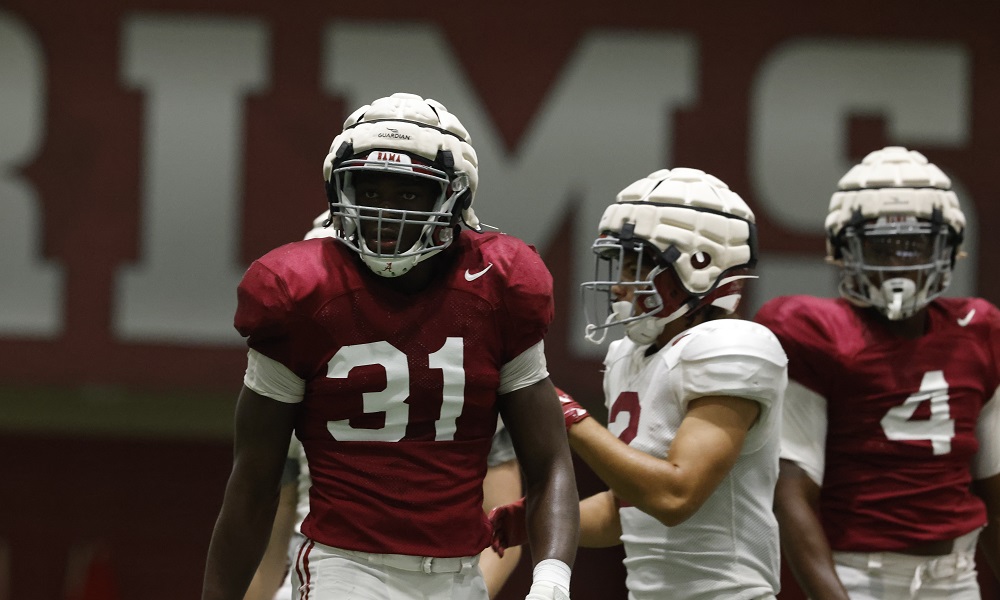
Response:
[201,92,578,600]
[492,168,788,599]
[754,147,1000,599]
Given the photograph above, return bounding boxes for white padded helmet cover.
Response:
[322,92,480,225]
[826,146,965,258]
[597,168,756,294]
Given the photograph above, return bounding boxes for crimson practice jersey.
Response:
[756,295,1000,551]
[234,232,553,557]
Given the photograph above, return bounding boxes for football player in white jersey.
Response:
[492,168,788,599]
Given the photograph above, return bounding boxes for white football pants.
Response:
[291,538,488,600]
[831,529,982,600]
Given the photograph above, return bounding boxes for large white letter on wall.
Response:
[0,11,64,337]
[116,16,269,344]
[322,23,698,356]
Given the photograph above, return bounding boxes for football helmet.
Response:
[582,168,758,345]
[826,146,965,320]
[321,92,480,277]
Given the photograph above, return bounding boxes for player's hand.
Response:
[556,387,590,431]
[487,497,527,557]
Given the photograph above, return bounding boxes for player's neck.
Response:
[654,306,725,347]
[376,259,438,294]
[655,319,687,348]
[875,308,928,340]
[367,244,458,295]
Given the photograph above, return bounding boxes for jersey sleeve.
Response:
[973,386,1000,480]
[498,240,555,362]
[975,301,1000,479]
[780,380,828,485]
[497,340,549,394]
[234,240,342,380]
[754,296,833,398]
[233,254,325,379]
[673,320,788,454]
[243,348,306,403]
[234,259,313,378]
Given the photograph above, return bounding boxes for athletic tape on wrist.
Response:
[531,558,571,592]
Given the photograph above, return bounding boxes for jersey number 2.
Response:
[324,339,466,442]
[879,370,955,455]
[609,391,641,445]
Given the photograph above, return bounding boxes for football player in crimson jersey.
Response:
[240,216,528,600]
[201,92,578,600]
[755,146,1000,599]
[493,168,788,599]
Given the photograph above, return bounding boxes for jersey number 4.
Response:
[880,370,955,455]
[324,339,466,442]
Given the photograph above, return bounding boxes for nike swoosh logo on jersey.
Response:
[464,263,493,281]
[957,308,976,327]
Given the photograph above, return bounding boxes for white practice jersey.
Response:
[604,319,787,600]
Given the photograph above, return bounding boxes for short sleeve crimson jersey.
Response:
[755,295,1000,551]
[234,231,553,557]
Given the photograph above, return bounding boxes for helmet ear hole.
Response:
[690,251,711,269]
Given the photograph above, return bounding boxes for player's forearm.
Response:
[522,467,577,600]
[479,544,521,599]
[243,484,297,600]
[774,500,850,600]
[780,541,850,600]
[568,418,692,524]
[972,474,1000,579]
[202,525,269,599]
[202,491,279,600]
[578,490,622,548]
[978,516,1000,579]
[523,458,579,566]
[480,458,524,598]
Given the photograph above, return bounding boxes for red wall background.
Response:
[1,1,999,598]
